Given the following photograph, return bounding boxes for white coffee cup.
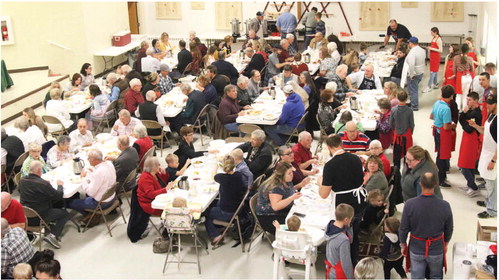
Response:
[461,260,472,279]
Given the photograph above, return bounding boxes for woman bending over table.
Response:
[137,157,171,216]
[204,155,247,245]
[256,162,303,235]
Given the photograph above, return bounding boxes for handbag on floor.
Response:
[153,237,170,254]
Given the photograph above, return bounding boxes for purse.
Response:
[152,237,170,254]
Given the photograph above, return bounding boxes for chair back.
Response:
[13,172,22,187]
[249,193,259,221]
[273,230,316,263]
[106,100,118,115]
[162,207,194,233]
[238,124,261,141]
[296,111,308,131]
[137,146,156,172]
[23,206,51,229]
[13,151,29,169]
[41,115,63,125]
[182,62,193,75]
[141,120,163,138]
[118,169,137,193]
[98,182,119,203]
[41,140,56,161]
[250,174,266,192]
[315,114,327,137]
[225,137,246,143]
[193,104,210,128]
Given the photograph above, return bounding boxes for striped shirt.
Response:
[338,131,371,153]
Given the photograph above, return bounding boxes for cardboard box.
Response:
[477,221,497,242]
[112,31,131,47]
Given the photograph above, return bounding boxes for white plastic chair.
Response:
[272,229,317,280]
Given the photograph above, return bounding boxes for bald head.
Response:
[345,121,358,141]
[1,192,11,212]
[117,135,130,151]
[145,90,156,101]
[29,160,43,176]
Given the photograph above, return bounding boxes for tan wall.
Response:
[1,2,130,76]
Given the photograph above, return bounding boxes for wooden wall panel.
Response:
[401,2,418,8]
[431,2,464,22]
[215,2,243,30]
[359,2,390,31]
[191,2,204,10]
[155,2,181,20]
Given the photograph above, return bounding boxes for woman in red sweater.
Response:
[137,157,171,216]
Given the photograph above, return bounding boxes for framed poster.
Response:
[1,16,14,45]
[431,2,464,22]
[191,2,205,10]
[359,2,389,31]
[156,2,182,20]
[215,2,242,30]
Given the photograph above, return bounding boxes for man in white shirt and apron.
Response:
[470,93,497,218]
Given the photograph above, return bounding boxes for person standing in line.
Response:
[451,43,475,111]
[441,44,459,90]
[299,7,317,47]
[469,93,497,218]
[276,7,297,49]
[424,27,443,93]
[399,172,453,279]
[403,37,425,111]
[430,85,454,188]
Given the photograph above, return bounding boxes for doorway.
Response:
[128,2,139,34]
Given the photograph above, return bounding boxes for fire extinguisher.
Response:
[2,26,8,41]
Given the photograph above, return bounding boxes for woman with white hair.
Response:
[20,142,49,177]
[14,118,45,151]
[132,124,153,165]
[137,157,171,216]
[46,135,73,169]
[354,257,384,279]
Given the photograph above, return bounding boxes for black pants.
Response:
[384,257,407,279]
[461,168,478,190]
[350,216,362,266]
[433,131,448,183]
[256,214,286,236]
[30,208,71,237]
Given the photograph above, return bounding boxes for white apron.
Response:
[478,115,497,180]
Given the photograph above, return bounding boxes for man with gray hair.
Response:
[68,149,117,217]
[329,64,357,102]
[285,33,298,55]
[19,160,69,249]
[212,51,239,84]
[247,70,263,100]
[69,118,93,152]
[242,47,265,78]
[230,148,254,188]
[124,78,144,116]
[236,76,252,107]
[170,83,206,132]
[292,131,319,171]
[106,135,139,192]
[346,64,382,91]
[14,117,45,151]
[112,109,141,136]
[141,47,161,73]
[135,40,149,73]
[158,63,174,95]
[1,218,35,278]
[218,85,248,132]
[135,90,168,136]
[309,32,328,50]
[106,72,121,102]
[236,129,273,178]
[338,121,371,153]
[278,39,294,63]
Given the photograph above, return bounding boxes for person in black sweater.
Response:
[212,51,239,85]
[177,40,193,74]
[204,155,247,245]
[390,47,407,86]
[242,48,265,78]
[360,189,387,231]
[207,65,229,98]
[380,217,407,279]
[399,172,453,280]
[173,126,206,168]
[235,129,273,179]
[1,127,25,175]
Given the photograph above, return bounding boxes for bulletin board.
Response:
[191,2,205,10]
[155,2,182,20]
[431,2,464,22]
[359,2,390,31]
[401,2,418,8]
[215,2,242,30]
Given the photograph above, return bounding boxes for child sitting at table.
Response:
[360,189,388,232]
[272,215,301,232]
[379,217,407,279]
[165,154,190,182]
[169,196,201,221]
[325,203,355,279]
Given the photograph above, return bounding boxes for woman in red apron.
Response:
[424,27,443,93]
[442,44,459,89]
[465,37,479,74]
[452,44,475,111]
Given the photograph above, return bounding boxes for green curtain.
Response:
[1,60,14,92]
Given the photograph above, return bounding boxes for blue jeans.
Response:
[461,168,478,190]
[428,72,438,87]
[204,205,234,239]
[410,252,444,279]
[304,30,315,47]
[407,74,423,110]
[224,122,239,132]
[485,178,497,216]
[265,124,295,146]
[68,197,114,215]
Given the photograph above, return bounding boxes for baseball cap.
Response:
[283,84,293,94]
[256,11,264,16]
[160,64,170,72]
[408,37,418,44]
[486,93,497,104]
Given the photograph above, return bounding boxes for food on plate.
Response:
[106,151,120,158]
[193,161,203,165]
[247,110,262,116]
[164,101,174,106]
[70,177,81,183]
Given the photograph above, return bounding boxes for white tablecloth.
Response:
[453,241,496,279]
[155,87,186,118]
[332,89,386,131]
[236,90,286,125]
[362,51,397,78]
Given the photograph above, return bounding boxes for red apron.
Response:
[468,51,478,73]
[433,126,452,160]
[393,128,413,159]
[325,260,347,280]
[455,70,471,95]
[458,130,480,169]
[405,233,447,274]
[442,59,456,88]
[429,38,441,73]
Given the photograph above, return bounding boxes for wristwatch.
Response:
[491,159,496,163]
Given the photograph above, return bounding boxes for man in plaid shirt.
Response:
[1,218,35,278]
[158,63,175,95]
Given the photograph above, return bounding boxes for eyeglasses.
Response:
[284,151,293,156]
[405,156,416,162]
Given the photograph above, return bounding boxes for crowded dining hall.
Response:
[1,1,497,279]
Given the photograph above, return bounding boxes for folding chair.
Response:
[247,192,273,253]
[117,169,137,206]
[212,190,250,252]
[225,137,246,143]
[272,229,317,280]
[82,182,127,237]
[314,114,329,155]
[141,120,166,156]
[92,100,118,134]
[4,151,28,193]
[42,115,69,138]
[238,124,261,141]
[23,206,51,251]
[161,207,209,274]
[283,111,309,146]
[137,146,156,173]
[192,104,212,146]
